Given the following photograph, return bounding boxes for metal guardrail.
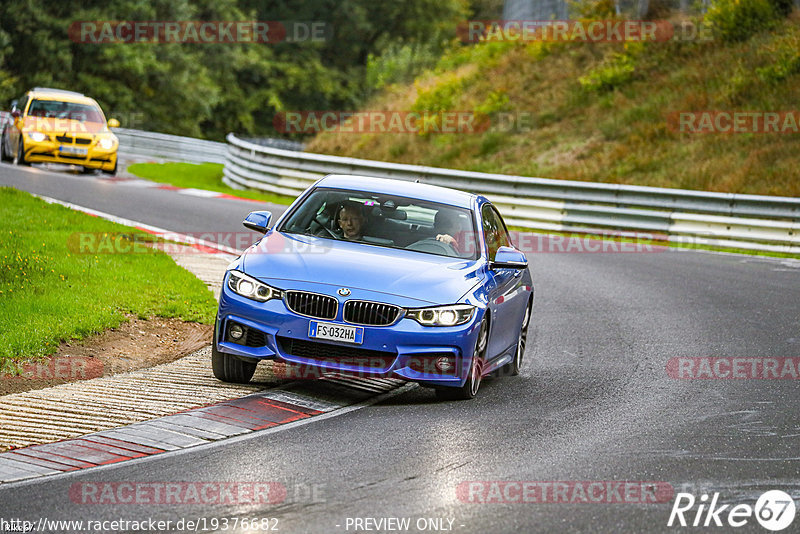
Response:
[239,136,305,152]
[0,123,298,166]
[113,129,303,165]
[115,128,228,164]
[224,133,800,254]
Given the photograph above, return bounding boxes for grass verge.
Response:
[126,162,295,205]
[0,187,217,370]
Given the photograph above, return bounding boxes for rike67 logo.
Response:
[668,490,796,531]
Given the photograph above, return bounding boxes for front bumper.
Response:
[24,138,117,170]
[216,282,483,387]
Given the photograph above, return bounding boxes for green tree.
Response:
[0,0,468,139]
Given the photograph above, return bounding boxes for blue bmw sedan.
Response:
[213,175,533,399]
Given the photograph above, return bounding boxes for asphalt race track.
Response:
[0,163,289,237]
[1,162,799,533]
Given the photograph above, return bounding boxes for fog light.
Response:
[435,356,455,372]
[229,323,245,340]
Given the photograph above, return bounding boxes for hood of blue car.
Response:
[240,232,483,305]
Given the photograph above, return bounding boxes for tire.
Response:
[436,317,488,401]
[13,138,29,166]
[81,166,97,174]
[212,343,257,384]
[503,300,532,377]
[0,131,8,162]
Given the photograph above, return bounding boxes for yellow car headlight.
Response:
[28,132,47,142]
[99,138,115,150]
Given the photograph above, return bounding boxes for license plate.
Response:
[59,145,88,156]
[308,321,363,344]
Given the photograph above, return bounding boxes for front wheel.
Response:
[13,138,29,166]
[436,317,488,401]
[503,301,532,377]
[212,343,257,384]
[0,131,8,162]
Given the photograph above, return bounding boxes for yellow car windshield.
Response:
[27,99,105,123]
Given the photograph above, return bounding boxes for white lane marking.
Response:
[34,194,242,255]
[106,179,156,187]
[177,188,224,198]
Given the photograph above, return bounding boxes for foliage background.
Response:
[0,0,472,140]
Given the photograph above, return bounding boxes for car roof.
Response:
[316,174,477,209]
[27,88,97,106]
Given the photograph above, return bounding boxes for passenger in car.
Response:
[434,210,464,254]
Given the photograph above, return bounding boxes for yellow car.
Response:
[0,87,120,175]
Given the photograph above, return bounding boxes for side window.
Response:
[481,204,510,261]
[493,206,512,249]
[18,96,29,115]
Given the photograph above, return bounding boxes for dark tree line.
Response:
[0,0,471,139]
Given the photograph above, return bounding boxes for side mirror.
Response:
[11,110,20,119]
[107,118,120,128]
[491,246,528,270]
[243,211,272,234]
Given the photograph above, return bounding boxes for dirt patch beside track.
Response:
[0,316,211,396]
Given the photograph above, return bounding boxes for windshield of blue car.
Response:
[280,188,480,260]
[27,99,105,123]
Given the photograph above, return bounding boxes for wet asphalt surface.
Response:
[1,162,799,533]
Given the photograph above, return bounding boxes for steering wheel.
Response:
[313,215,339,239]
[406,237,458,256]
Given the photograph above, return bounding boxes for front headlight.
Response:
[406,304,475,327]
[28,132,47,142]
[227,270,282,302]
[99,138,115,149]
